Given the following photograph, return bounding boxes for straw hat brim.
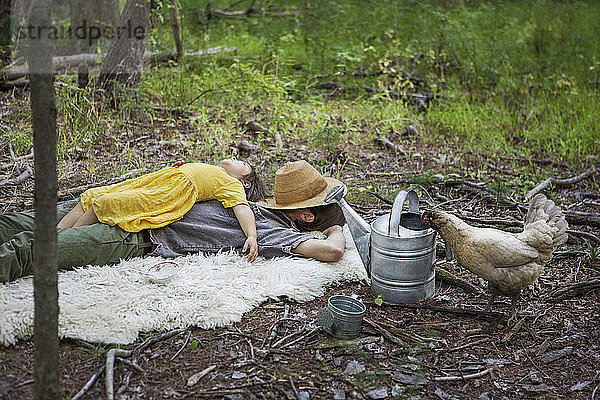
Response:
[258,176,345,209]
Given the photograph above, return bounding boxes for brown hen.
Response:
[423,194,568,319]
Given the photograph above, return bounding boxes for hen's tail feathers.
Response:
[525,194,569,247]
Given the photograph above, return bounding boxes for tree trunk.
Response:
[69,0,119,54]
[0,0,10,66]
[28,0,59,398]
[168,0,182,63]
[95,0,153,106]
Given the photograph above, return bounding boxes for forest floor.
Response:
[0,93,599,400]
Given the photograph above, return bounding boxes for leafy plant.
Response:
[585,240,599,264]
[309,126,342,155]
[374,295,383,307]
[83,343,106,358]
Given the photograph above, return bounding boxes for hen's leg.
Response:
[507,296,519,325]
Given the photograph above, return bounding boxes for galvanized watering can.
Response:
[325,185,436,304]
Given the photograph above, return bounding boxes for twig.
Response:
[238,140,259,152]
[0,150,34,170]
[435,265,485,296]
[567,230,600,245]
[105,349,132,400]
[433,367,491,382]
[170,330,192,361]
[272,326,308,348]
[116,371,132,396]
[115,357,145,373]
[454,213,523,228]
[135,328,187,352]
[71,365,105,400]
[224,0,247,10]
[564,212,600,228]
[434,337,489,353]
[363,318,407,346]
[246,337,255,359]
[8,143,15,160]
[187,365,217,387]
[262,304,290,348]
[367,190,393,205]
[310,336,380,350]
[374,136,407,156]
[15,379,33,388]
[280,327,320,348]
[289,376,301,400]
[383,303,507,323]
[0,165,33,186]
[501,317,526,343]
[549,279,600,299]
[526,168,596,201]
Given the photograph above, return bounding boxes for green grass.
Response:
[145,0,600,162]
[3,0,599,166]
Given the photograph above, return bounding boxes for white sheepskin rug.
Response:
[0,227,366,346]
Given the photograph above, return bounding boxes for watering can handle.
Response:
[388,190,420,236]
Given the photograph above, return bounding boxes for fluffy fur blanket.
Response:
[0,228,366,346]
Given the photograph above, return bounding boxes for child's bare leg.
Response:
[57,202,85,228]
[72,205,100,227]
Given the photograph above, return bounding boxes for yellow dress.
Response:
[80,163,247,232]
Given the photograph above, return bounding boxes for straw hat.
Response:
[259,160,344,209]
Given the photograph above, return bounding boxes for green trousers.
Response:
[0,203,152,282]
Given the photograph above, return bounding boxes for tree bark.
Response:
[28,0,59,398]
[95,0,153,106]
[0,0,10,66]
[69,0,119,54]
[168,0,182,63]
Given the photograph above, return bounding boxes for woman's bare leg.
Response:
[57,202,85,228]
[72,205,100,227]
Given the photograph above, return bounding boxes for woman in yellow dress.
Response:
[57,158,266,261]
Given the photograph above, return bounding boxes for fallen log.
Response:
[375,136,407,156]
[58,168,143,199]
[526,168,596,201]
[381,303,506,323]
[0,165,33,187]
[0,47,237,81]
[549,279,600,299]
[563,211,600,227]
[435,265,485,296]
[566,229,600,245]
[208,6,299,18]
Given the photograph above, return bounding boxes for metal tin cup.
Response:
[317,295,366,339]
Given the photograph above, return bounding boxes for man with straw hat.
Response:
[259,159,346,228]
[0,160,347,282]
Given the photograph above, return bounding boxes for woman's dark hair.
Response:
[242,166,267,202]
[293,203,346,232]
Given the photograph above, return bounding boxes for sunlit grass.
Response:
[4,0,599,166]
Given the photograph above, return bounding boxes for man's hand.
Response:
[242,235,258,262]
[292,225,345,262]
[322,225,343,237]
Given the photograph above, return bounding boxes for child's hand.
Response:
[242,235,258,262]
[172,161,185,167]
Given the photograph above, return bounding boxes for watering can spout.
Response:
[325,185,371,276]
